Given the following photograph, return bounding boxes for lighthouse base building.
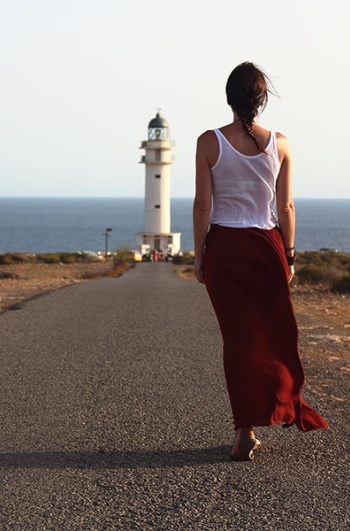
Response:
[136,112,181,257]
[135,231,181,257]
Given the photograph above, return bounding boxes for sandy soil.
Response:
[0,261,115,313]
[291,284,350,367]
[177,266,350,368]
[1,262,349,369]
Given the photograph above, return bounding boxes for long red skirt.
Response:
[204,224,328,432]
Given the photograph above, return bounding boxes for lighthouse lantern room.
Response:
[135,112,181,257]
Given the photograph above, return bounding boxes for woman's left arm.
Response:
[275,133,295,283]
[193,132,213,284]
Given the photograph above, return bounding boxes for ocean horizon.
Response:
[0,197,349,254]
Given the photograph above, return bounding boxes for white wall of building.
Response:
[143,140,173,234]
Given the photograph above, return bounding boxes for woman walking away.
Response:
[193,62,328,461]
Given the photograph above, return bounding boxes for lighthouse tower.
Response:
[135,111,181,257]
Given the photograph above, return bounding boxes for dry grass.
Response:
[0,261,128,313]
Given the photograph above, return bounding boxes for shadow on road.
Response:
[0,445,233,470]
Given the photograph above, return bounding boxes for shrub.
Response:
[0,253,35,264]
[0,270,19,279]
[0,254,13,265]
[36,253,63,264]
[113,247,133,266]
[297,264,341,285]
[331,274,350,294]
[58,252,81,264]
[297,251,350,272]
[36,253,81,264]
[172,252,195,265]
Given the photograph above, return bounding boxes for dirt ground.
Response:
[1,262,349,370]
[177,266,350,369]
[0,261,114,313]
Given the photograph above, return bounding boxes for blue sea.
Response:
[0,198,349,254]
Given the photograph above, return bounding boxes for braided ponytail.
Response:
[226,62,276,155]
[239,116,266,154]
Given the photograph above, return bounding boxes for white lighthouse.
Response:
[135,111,181,257]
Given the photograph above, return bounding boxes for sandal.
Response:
[231,436,261,461]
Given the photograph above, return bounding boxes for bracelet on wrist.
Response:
[286,253,296,266]
[284,246,295,252]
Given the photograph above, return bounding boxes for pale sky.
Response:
[1,0,349,198]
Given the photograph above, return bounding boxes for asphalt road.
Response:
[0,263,349,530]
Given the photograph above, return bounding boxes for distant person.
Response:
[193,62,327,461]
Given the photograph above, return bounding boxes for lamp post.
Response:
[105,227,112,258]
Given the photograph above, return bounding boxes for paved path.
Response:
[0,263,348,530]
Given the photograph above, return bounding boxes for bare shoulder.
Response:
[275,131,291,162]
[276,131,291,147]
[276,131,288,140]
[197,129,216,146]
[197,130,219,167]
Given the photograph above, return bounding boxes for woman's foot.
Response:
[231,427,261,461]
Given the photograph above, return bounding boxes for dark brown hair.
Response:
[225,62,275,153]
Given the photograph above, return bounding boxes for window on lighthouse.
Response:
[149,128,168,141]
[155,150,161,162]
[155,174,160,179]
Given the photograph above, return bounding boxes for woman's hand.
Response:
[194,255,206,284]
[288,265,295,283]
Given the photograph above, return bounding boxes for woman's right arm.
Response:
[275,133,295,282]
[193,131,213,283]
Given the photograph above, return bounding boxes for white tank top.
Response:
[210,128,281,229]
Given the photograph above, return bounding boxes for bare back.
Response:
[204,122,286,168]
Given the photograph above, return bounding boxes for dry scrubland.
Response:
[1,251,350,315]
[175,250,350,293]
[0,249,350,327]
[0,250,349,389]
[0,250,132,313]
